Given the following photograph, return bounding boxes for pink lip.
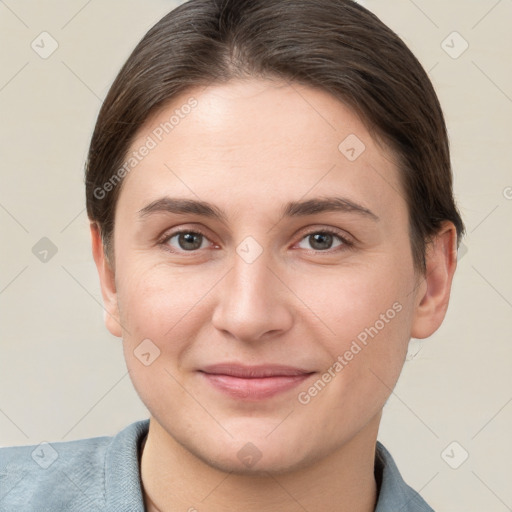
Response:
[199,363,315,400]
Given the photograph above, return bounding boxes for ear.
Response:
[411,221,458,339]
[90,223,123,338]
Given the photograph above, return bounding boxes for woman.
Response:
[0,0,464,510]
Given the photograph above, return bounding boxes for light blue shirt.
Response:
[0,419,434,511]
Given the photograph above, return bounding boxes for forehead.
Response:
[118,79,404,222]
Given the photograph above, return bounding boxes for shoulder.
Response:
[374,441,435,512]
[0,419,149,512]
[0,434,111,511]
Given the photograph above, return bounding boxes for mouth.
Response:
[198,363,316,400]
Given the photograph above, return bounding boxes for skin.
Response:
[91,79,457,512]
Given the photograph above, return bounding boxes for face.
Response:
[95,79,444,474]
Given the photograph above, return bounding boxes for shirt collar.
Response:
[104,419,148,510]
[104,420,432,511]
[374,441,434,511]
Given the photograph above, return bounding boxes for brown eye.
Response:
[165,231,208,251]
[308,233,335,250]
[297,230,351,252]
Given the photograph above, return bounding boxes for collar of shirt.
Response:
[0,419,434,511]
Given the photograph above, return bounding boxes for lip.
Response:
[199,363,315,400]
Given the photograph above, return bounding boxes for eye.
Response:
[163,230,211,252]
[296,229,352,252]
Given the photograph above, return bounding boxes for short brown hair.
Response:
[85,0,465,273]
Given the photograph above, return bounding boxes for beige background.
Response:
[1,1,511,510]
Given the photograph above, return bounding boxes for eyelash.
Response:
[297,228,354,253]
[159,227,354,255]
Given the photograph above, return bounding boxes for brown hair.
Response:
[85,0,465,273]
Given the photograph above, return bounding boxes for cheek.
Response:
[115,266,212,412]
[296,259,411,349]
[293,260,414,405]
[115,260,224,375]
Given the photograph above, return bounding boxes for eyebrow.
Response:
[283,197,379,221]
[138,197,229,224]
[137,196,379,222]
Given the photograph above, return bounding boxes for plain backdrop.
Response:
[1,1,511,511]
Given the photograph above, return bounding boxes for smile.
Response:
[198,363,315,400]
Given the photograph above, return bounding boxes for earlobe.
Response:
[90,223,123,338]
[411,221,458,339]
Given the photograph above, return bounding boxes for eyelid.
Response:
[296,225,354,244]
[158,224,355,254]
[158,226,216,250]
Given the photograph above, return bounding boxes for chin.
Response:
[200,443,314,476]
[185,424,331,477]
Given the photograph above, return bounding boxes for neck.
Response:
[141,416,379,512]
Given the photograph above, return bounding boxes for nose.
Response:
[211,250,294,343]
